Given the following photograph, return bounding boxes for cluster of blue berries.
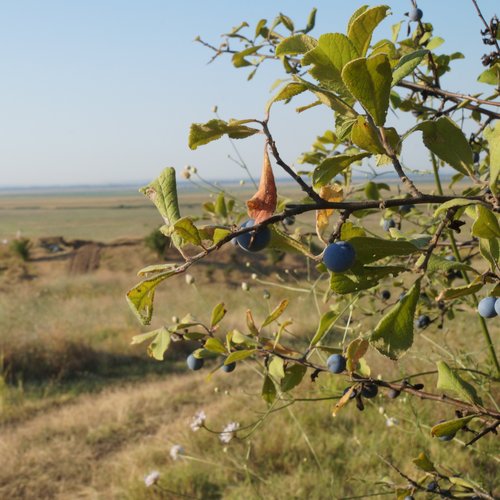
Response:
[186,353,236,373]
[477,297,500,319]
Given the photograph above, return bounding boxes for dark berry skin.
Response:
[400,204,415,214]
[283,216,295,226]
[187,354,204,371]
[404,496,415,500]
[327,354,347,374]
[323,241,356,273]
[361,383,378,399]
[477,297,497,319]
[381,290,391,301]
[409,7,423,21]
[383,219,396,231]
[417,315,430,328]
[387,388,400,399]
[236,219,271,252]
[438,433,455,441]
[427,481,438,492]
[222,362,236,373]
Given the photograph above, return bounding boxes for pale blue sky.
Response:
[0,0,497,187]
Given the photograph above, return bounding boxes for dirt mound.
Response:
[67,243,101,274]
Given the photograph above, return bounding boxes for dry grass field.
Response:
[0,184,498,499]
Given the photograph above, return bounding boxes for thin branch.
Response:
[259,120,324,203]
[378,126,422,197]
[398,80,500,119]
[417,208,458,271]
[471,0,500,54]
[465,420,500,447]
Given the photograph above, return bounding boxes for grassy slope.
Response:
[0,189,498,499]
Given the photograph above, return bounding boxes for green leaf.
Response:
[261,299,289,328]
[267,82,308,112]
[269,226,315,258]
[313,152,370,187]
[141,167,182,248]
[484,121,500,194]
[268,356,285,382]
[213,228,231,244]
[230,329,259,347]
[137,263,177,276]
[214,193,227,218]
[346,338,369,372]
[232,45,263,68]
[262,375,277,405]
[479,237,499,271]
[340,221,366,240]
[477,63,500,86]
[210,302,227,328]
[391,49,428,86]
[131,330,160,345]
[370,278,421,360]
[173,217,202,246]
[188,119,260,150]
[281,364,307,392]
[436,361,482,404]
[225,349,256,364]
[347,5,391,57]
[330,265,406,294]
[304,7,317,33]
[148,327,171,361]
[412,452,436,473]
[347,5,369,32]
[426,36,444,50]
[309,310,339,347]
[302,33,359,94]
[349,236,418,264]
[296,77,358,116]
[437,280,484,301]
[275,34,317,56]
[342,54,392,126]
[414,254,474,274]
[431,415,475,438]
[433,198,480,217]
[472,205,500,239]
[204,337,227,355]
[351,114,385,153]
[126,270,177,325]
[408,117,473,175]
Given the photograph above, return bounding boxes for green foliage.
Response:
[127,5,500,495]
[9,237,32,261]
[144,227,170,257]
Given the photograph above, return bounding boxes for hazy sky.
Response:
[0,0,497,187]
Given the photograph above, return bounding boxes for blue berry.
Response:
[400,204,415,214]
[438,433,455,441]
[383,219,396,231]
[417,315,430,328]
[409,8,423,21]
[381,290,391,300]
[495,298,500,316]
[427,481,438,491]
[236,219,271,252]
[323,241,356,273]
[478,297,497,319]
[327,354,347,374]
[222,362,236,373]
[187,354,204,371]
[361,383,378,399]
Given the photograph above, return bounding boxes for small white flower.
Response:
[241,282,250,291]
[239,180,245,185]
[190,410,206,431]
[185,274,195,285]
[169,444,185,461]
[144,470,160,487]
[386,417,399,427]
[378,406,385,415]
[219,421,240,444]
[251,273,257,280]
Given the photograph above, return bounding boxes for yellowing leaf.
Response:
[316,184,344,241]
